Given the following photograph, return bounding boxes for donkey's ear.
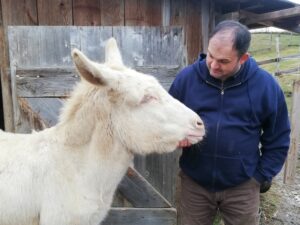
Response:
[72,49,107,86]
[105,38,124,69]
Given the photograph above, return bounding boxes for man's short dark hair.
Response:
[209,20,251,57]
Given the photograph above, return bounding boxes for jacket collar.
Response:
[194,53,258,89]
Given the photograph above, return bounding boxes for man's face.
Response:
[206,33,248,81]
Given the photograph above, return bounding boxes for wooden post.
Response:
[284,80,300,184]
[0,1,14,131]
[275,35,280,75]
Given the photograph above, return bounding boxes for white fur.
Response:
[0,38,205,225]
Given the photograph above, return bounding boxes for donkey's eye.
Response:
[140,95,158,104]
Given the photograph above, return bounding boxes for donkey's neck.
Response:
[56,84,112,146]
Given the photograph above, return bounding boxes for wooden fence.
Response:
[284,80,300,184]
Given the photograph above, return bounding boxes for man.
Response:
[169,20,291,225]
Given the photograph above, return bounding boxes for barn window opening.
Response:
[0,78,4,130]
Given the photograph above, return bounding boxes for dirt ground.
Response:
[260,158,300,225]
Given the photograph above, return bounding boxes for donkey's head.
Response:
[71,38,205,154]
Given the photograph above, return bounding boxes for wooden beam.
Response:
[102,208,177,225]
[15,66,179,98]
[239,10,274,27]
[118,167,172,208]
[284,80,300,184]
[243,6,300,26]
[0,1,14,131]
[216,11,240,23]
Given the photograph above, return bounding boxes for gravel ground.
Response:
[261,160,300,225]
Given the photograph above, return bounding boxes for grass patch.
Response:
[277,74,300,112]
[250,32,300,111]
[260,186,282,225]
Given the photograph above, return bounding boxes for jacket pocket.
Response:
[180,151,214,187]
[215,156,249,188]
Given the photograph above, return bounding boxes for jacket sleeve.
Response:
[253,86,291,183]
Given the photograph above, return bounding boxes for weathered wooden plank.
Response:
[154,27,187,67]
[101,0,124,25]
[257,54,300,66]
[102,208,177,225]
[8,26,185,67]
[112,26,146,67]
[1,0,37,25]
[162,0,171,26]
[185,0,202,63]
[113,26,185,67]
[169,0,185,27]
[15,65,179,97]
[70,26,112,62]
[73,0,101,26]
[10,66,18,131]
[135,150,181,205]
[124,0,161,26]
[284,80,300,184]
[38,27,73,67]
[8,26,73,67]
[37,0,72,25]
[118,167,172,208]
[201,0,214,53]
[8,26,41,69]
[169,0,203,63]
[0,5,14,131]
[145,0,162,26]
[275,67,300,76]
[15,67,77,97]
[20,98,64,129]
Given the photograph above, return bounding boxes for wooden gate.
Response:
[7,26,186,225]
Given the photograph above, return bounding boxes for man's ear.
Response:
[239,53,249,65]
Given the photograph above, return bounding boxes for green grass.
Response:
[250,32,300,111]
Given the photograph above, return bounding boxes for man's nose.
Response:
[211,60,219,69]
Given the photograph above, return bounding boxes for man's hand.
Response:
[177,138,192,148]
[260,180,272,193]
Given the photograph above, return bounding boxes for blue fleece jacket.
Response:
[169,55,291,192]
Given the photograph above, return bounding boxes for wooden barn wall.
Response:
[0,0,208,132]
[0,0,203,61]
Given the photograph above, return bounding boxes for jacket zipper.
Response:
[205,80,242,190]
[205,80,242,95]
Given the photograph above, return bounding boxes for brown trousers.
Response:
[180,171,260,225]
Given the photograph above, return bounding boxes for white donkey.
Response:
[0,38,205,225]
